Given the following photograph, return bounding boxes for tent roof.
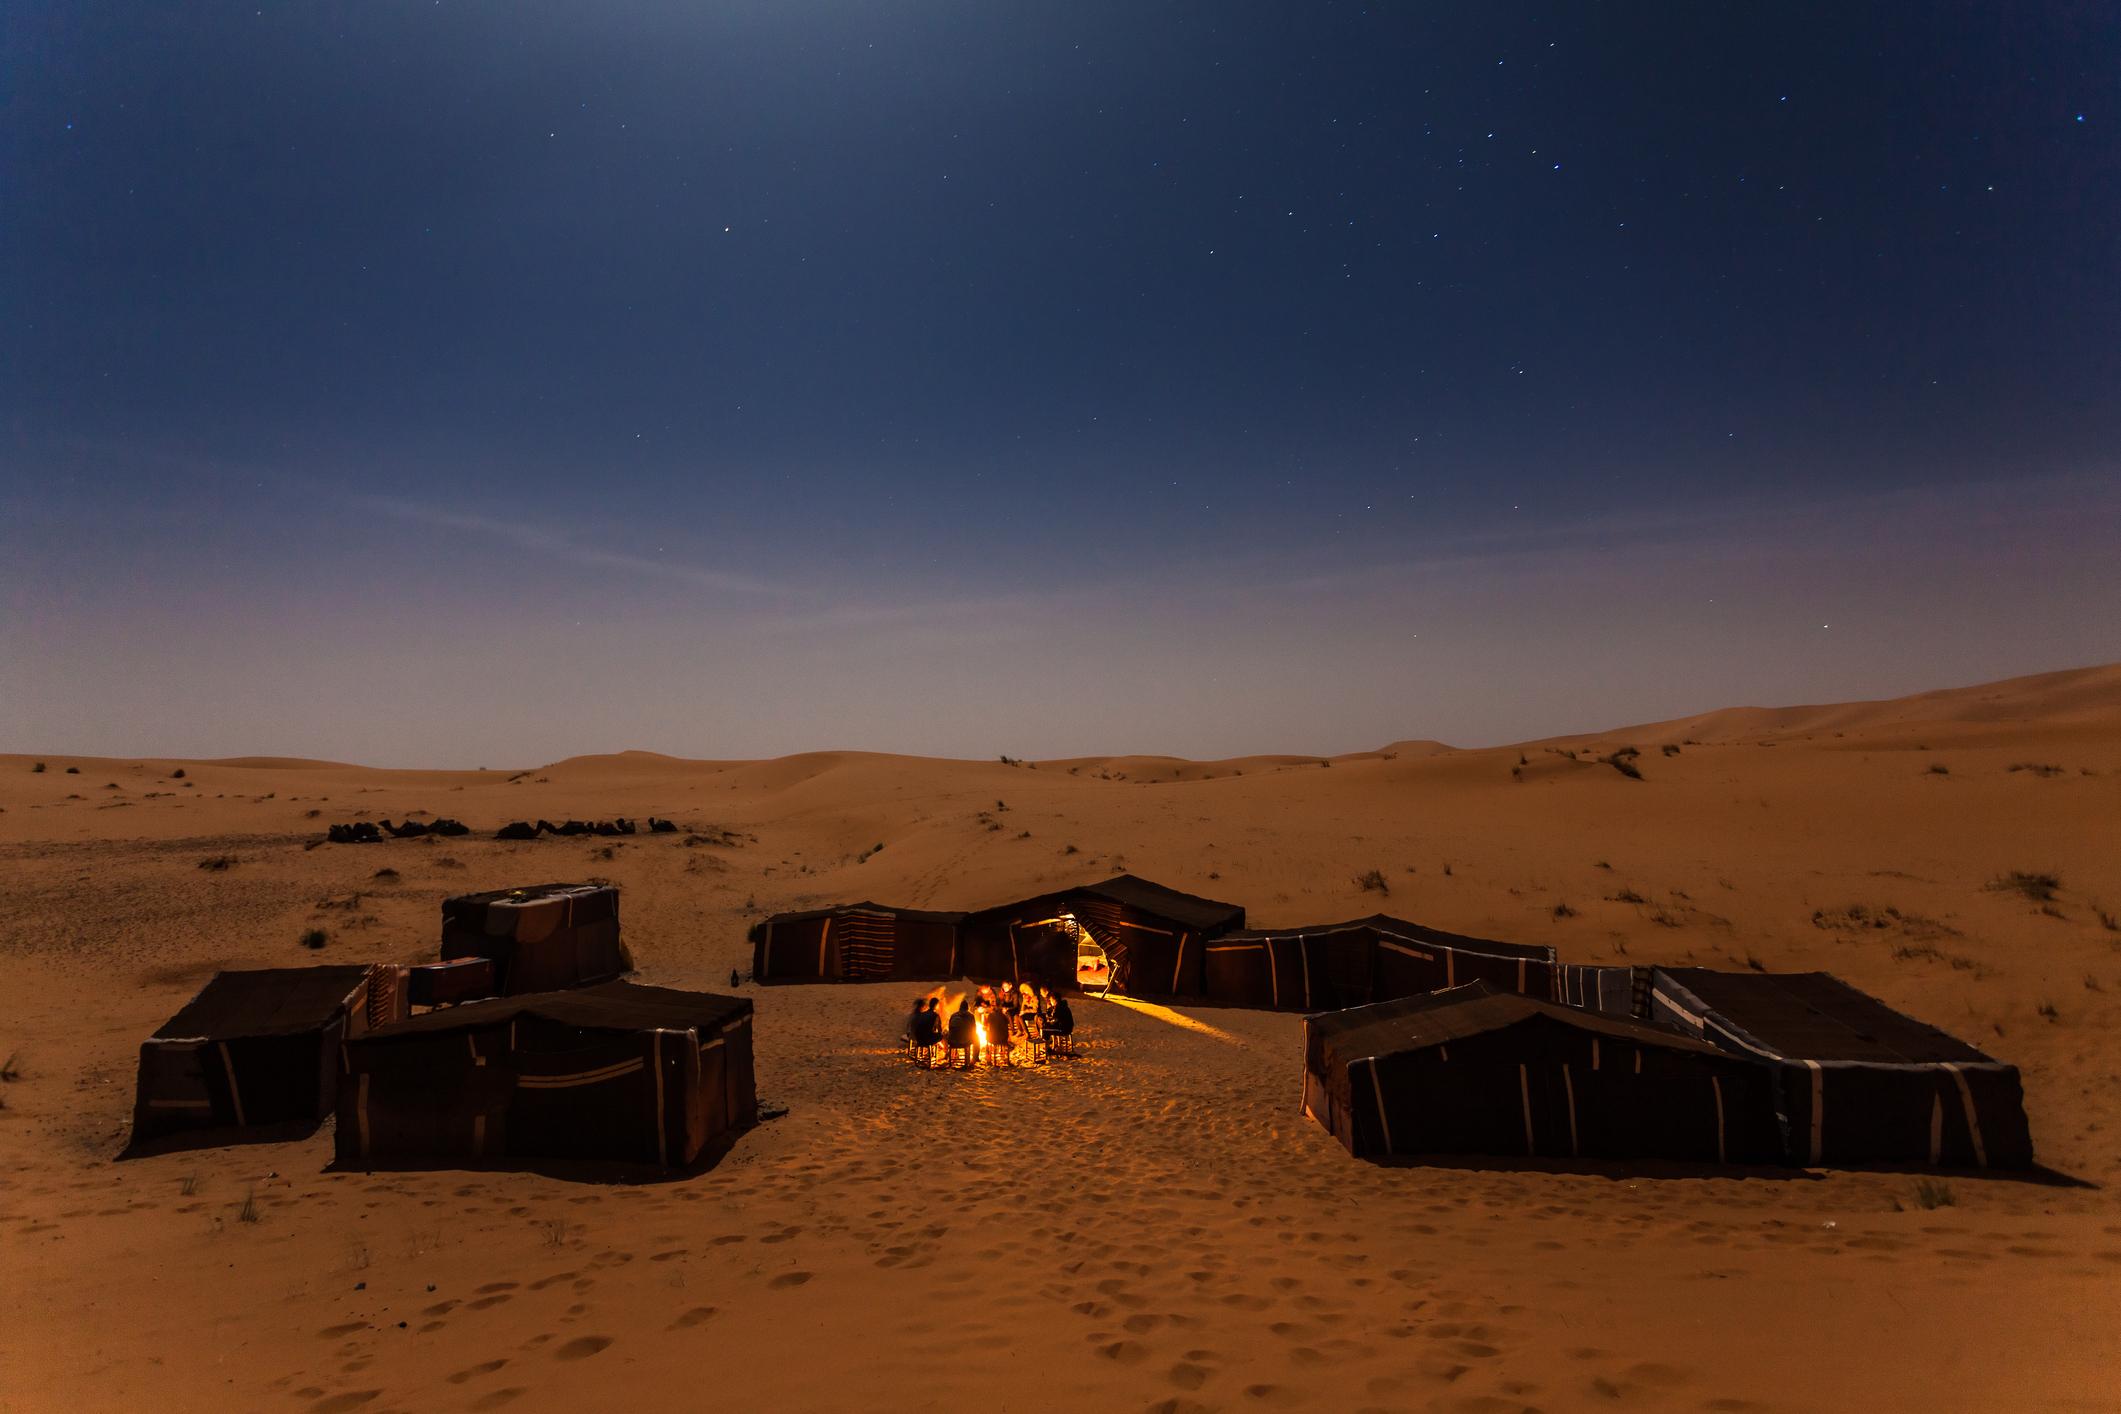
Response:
[358,980,750,1041]
[1220,914,1554,961]
[1653,968,2001,1065]
[760,901,967,926]
[971,873,1244,933]
[443,882,613,911]
[153,966,376,1040]
[1309,981,1735,1073]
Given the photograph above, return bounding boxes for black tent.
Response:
[1303,982,1784,1165]
[440,883,630,994]
[749,902,965,983]
[1205,914,1558,1011]
[957,874,1246,997]
[132,965,399,1142]
[1647,968,2034,1168]
[337,981,755,1169]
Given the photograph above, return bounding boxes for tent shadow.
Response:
[320,1125,753,1186]
[1362,1153,1822,1182]
[117,1117,325,1161]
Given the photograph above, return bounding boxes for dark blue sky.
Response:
[5,3,2117,762]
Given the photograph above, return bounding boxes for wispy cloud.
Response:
[352,495,784,597]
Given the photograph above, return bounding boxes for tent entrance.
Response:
[1061,914,1114,995]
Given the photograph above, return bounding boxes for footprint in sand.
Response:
[1097,1340,1148,1364]
[308,1393,378,1414]
[650,1250,688,1262]
[446,1359,509,1384]
[1167,1362,1211,1390]
[670,1307,718,1329]
[476,1281,519,1294]
[317,1323,368,1339]
[470,1390,527,1410]
[469,1294,513,1310]
[554,1336,612,1361]
[768,1271,814,1289]
[529,1271,577,1290]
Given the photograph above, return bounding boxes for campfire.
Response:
[904,980,1078,1068]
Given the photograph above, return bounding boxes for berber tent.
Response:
[336,981,755,1169]
[440,883,630,994]
[1646,968,2034,1168]
[132,964,402,1143]
[1303,981,1785,1165]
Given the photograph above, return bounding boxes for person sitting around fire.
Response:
[984,993,1012,1063]
[946,996,979,1067]
[1047,992,1075,1055]
[909,996,943,1062]
[998,980,1020,1035]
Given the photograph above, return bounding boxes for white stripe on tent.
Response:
[1561,1063,1579,1156]
[1517,1063,1535,1154]
[1204,942,1262,951]
[1170,934,1188,994]
[817,915,831,978]
[1942,1063,1988,1168]
[1116,920,1175,936]
[1268,941,1280,1008]
[1365,1057,1394,1156]
[1374,940,1435,962]
[1300,936,1312,1009]
[1711,1076,1727,1165]
[1804,1060,1825,1165]
[1009,925,1021,984]
[653,1031,667,1167]
[217,1041,247,1127]
[516,1057,646,1089]
[357,1072,371,1160]
[721,1015,750,1034]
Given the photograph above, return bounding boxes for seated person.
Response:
[913,998,944,1048]
[946,999,978,1053]
[1049,995,1075,1036]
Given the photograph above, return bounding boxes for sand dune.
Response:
[3,665,2120,1411]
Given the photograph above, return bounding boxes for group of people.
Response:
[905,981,1077,1068]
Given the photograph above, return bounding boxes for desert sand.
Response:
[3,664,2120,1412]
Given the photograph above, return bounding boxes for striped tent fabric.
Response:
[1205,915,1560,1012]
[336,982,756,1170]
[131,964,400,1145]
[1302,982,1785,1166]
[749,903,965,984]
[440,883,630,994]
[1646,968,2034,1169]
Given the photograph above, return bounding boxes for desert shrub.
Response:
[171,768,186,779]
[1991,871,2061,902]
[300,928,329,951]
[238,1188,260,1224]
[2037,1001,2059,1021]
[197,856,236,872]
[65,766,78,774]
[2007,763,2064,778]
[1608,887,1647,905]
[1600,749,1644,780]
[1552,903,1577,919]
[1063,844,1080,856]
[1926,763,1949,776]
[1661,744,1680,757]
[1354,868,1389,895]
[371,867,399,881]
[1911,1179,1956,1210]
[30,762,44,773]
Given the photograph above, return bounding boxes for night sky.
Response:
[5,3,2117,764]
